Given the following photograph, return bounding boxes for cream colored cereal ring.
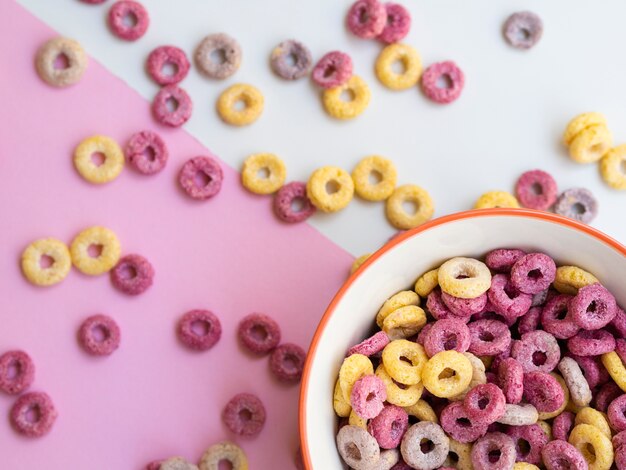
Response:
[563,112,608,147]
[568,124,612,163]
[339,354,373,402]
[350,253,371,275]
[217,84,264,126]
[351,156,397,201]
[376,364,422,407]
[70,226,121,276]
[558,357,592,407]
[438,257,491,299]
[382,340,427,385]
[553,265,599,295]
[375,43,422,91]
[241,153,286,194]
[306,166,354,213]
[36,37,87,87]
[322,75,371,120]
[21,238,71,287]
[443,439,472,470]
[382,305,427,340]
[414,269,439,297]
[376,290,420,328]
[474,190,520,209]
[497,403,538,426]
[199,441,248,470]
[385,184,434,230]
[404,399,436,422]
[333,379,351,417]
[74,135,124,184]
[600,145,626,190]
[161,458,198,470]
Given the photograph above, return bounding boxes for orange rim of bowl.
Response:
[298,208,626,470]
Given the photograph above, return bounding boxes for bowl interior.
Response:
[300,211,626,470]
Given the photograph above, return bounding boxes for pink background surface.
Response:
[0,2,352,468]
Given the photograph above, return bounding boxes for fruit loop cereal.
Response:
[421,61,465,104]
[0,350,35,395]
[160,458,198,470]
[36,37,87,87]
[199,441,248,470]
[515,169,558,210]
[601,145,626,190]
[217,84,264,126]
[179,156,223,200]
[79,314,121,356]
[110,254,154,295]
[378,3,411,44]
[241,153,286,195]
[346,0,387,39]
[558,357,592,407]
[382,340,427,386]
[376,291,421,326]
[352,375,387,419]
[73,135,124,184]
[337,425,381,468]
[177,310,222,351]
[554,187,598,224]
[368,404,407,448]
[125,130,168,175]
[108,1,149,41]
[385,184,434,230]
[146,45,190,86]
[563,113,613,164]
[474,190,520,209]
[270,40,312,80]
[438,257,492,299]
[273,181,317,223]
[422,351,473,398]
[270,343,305,383]
[401,422,449,469]
[375,44,422,91]
[351,156,397,201]
[70,226,121,275]
[322,75,371,120]
[503,12,543,50]
[350,253,372,275]
[414,269,439,297]
[21,238,71,286]
[10,391,57,437]
[497,403,539,426]
[471,432,516,470]
[382,305,426,340]
[554,265,599,295]
[569,423,613,470]
[307,166,355,212]
[152,85,193,127]
[312,51,353,89]
[542,440,587,470]
[423,318,470,357]
[376,365,422,407]
[237,313,281,355]
[222,393,266,437]
[195,34,242,80]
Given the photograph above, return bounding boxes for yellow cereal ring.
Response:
[21,238,71,287]
[351,156,397,201]
[333,379,351,417]
[478,355,494,370]
[565,398,584,414]
[217,83,264,126]
[600,145,626,190]
[444,439,473,470]
[569,423,613,470]
[575,407,611,439]
[306,166,354,212]
[382,305,427,340]
[514,464,540,470]
[474,190,520,209]
[553,266,599,295]
[339,354,374,402]
[199,441,248,470]
[385,184,434,230]
[349,409,367,429]
[70,226,121,276]
[450,352,487,401]
[375,43,422,91]
[421,350,472,398]
[241,153,286,194]
[438,257,492,299]
[376,364,422,407]
[404,399,437,423]
[538,373,570,420]
[537,420,552,441]
[569,124,612,164]
[414,269,439,297]
[376,290,421,328]
[73,135,124,184]
[601,351,626,392]
[563,112,608,146]
[350,253,371,275]
[382,340,428,386]
[322,75,371,120]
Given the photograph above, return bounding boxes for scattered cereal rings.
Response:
[70,226,121,275]
[421,61,465,104]
[563,112,608,147]
[346,0,387,39]
[311,51,353,89]
[107,1,149,41]
[376,290,420,328]
[222,393,266,437]
[0,350,35,395]
[575,407,611,439]
[558,357,592,407]
[568,125,612,164]
[237,313,281,355]
[110,254,154,295]
[306,166,355,212]
[21,238,71,286]
[146,45,190,86]
[199,441,248,470]
[351,155,397,201]
[322,75,371,120]
[195,34,242,80]
[152,85,193,127]
[179,156,223,200]
[438,257,492,299]
[270,343,306,383]
[273,181,316,223]
[375,43,422,91]
[498,403,539,426]
[369,406,407,449]
[78,314,121,356]
[555,187,599,224]
[600,144,626,190]
[378,3,411,44]
[35,37,87,87]
[125,130,168,175]
[444,439,473,470]
[177,309,222,351]
[270,40,312,80]
[515,169,558,210]
[385,184,434,230]
[503,12,543,50]
[537,374,570,420]
[474,190,520,209]
[403,399,435,423]
[10,391,58,437]
[241,153,286,195]
[73,135,125,184]
[217,84,264,126]
[421,350,472,398]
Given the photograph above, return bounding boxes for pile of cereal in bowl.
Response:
[334,249,626,469]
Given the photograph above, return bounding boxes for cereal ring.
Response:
[217,84,264,126]
[348,331,390,358]
[474,190,520,209]
[334,379,352,417]
[386,184,434,230]
[270,40,312,80]
[523,371,565,413]
[443,439,473,470]
[537,373,570,420]
[570,283,617,330]
[568,125,612,164]
[241,153,286,195]
[322,75,371,120]
[73,135,125,184]
[421,61,465,104]
[368,404,409,449]
[351,156,397,201]
[514,464,540,470]
[575,407,611,438]
[222,393,266,437]
[426,289,456,320]
[503,12,543,49]
[497,403,538,426]
[382,340,427,386]
[440,401,489,442]
[450,352,487,401]
[336,425,380,469]
[423,318,470,357]
[563,112,608,147]
[463,383,506,424]
[375,43,422,91]
[552,411,575,441]
[179,156,223,200]
[610,306,626,338]
[152,85,193,127]
[558,357,592,407]
[340,354,375,402]
[594,381,621,413]
[485,248,526,273]
[351,375,387,419]
[110,254,154,295]
[403,399,436,422]
[346,0,387,39]
[554,188,598,224]
[515,170,558,210]
[442,292,487,317]
[568,330,615,356]
[510,253,557,295]
[414,269,439,297]
[146,46,189,86]
[161,458,198,470]
[511,330,560,373]
[601,351,626,391]
[125,130,168,175]
[195,34,242,80]
[541,440,588,470]
[378,3,411,43]
[541,294,580,340]
[600,145,626,190]
[401,422,449,470]
[70,226,121,275]
[199,441,248,470]
[177,309,222,351]
[607,395,626,432]
[422,350,472,398]
[518,306,542,335]
[498,357,524,404]
[78,314,121,356]
[487,274,532,319]
[311,51,353,89]
[237,313,281,355]
[107,1,149,41]
[10,391,57,437]
[146,460,164,470]
[21,238,71,287]
[383,305,427,341]
[35,37,87,87]
[471,432,516,470]
[438,257,492,299]
[273,181,317,223]
[376,365,423,407]
[307,166,354,213]
[270,343,305,383]
[537,421,553,440]
[532,289,550,307]
[370,450,401,469]
[569,423,613,470]
[0,350,35,395]
[506,424,548,465]
[350,253,371,274]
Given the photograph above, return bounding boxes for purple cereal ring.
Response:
[510,253,556,295]
[0,350,35,395]
[608,394,626,432]
[518,306,542,335]
[503,12,543,50]
[468,320,512,356]
[222,392,266,437]
[463,383,506,424]
[152,85,192,127]
[346,0,387,39]
[311,51,353,89]
[350,374,387,419]
[146,46,190,86]
[10,391,58,437]
[485,248,526,273]
[368,404,408,449]
[569,283,617,330]
[568,354,608,390]
[470,432,516,470]
[541,440,587,470]
[377,3,411,44]
[110,254,154,295]
[567,329,615,356]
[79,314,121,356]
[554,188,598,224]
[511,330,560,373]
[617,338,626,363]
[107,1,149,41]
[270,343,306,383]
[145,460,163,470]
[614,430,626,450]
[237,313,281,355]
[610,306,626,338]
[270,40,312,80]
[498,358,524,404]
[617,446,626,470]
[421,61,465,104]
[423,318,471,357]
[491,347,512,373]
[488,274,532,319]
[426,288,458,321]
[179,156,223,200]
[552,411,575,441]
[541,294,580,340]
[442,291,488,317]
[416,323,433,345]
[125,130,168,175]
[177,309,222,351]
[594,381,622,412]
[273,182,317,223]
[347,331,390,357]
[515,169,558,210]
[440,401,489,443]
[506,424,548,464]
[531,289,550,307]
[523,371,565,412]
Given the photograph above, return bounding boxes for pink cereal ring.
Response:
[351,374,387,419]
[506,424,548,465]
[442,291,488,317]
[568,354,608,390]
[552,411,575,441]
[485,248,526,273]
[421,61,465,104]
[222,392,266,437]
[518,306,542,335]
[498,358,524,404]
[152,85,192,127]
[608,394,626,432]
[515,169,558,210]
[523,371,565,413]
[78,314,121,356]
[487,274,532,319]
[146,46,190,86]
[346,0,387,39]
[177,309,222,351]
[614,430,626,451]
[125,130,168,175]
[468,319,511,356]
[510,253,557,295]
[145,460,163,470]
[541,440,587,470]
[463,383,506,424]
[377,3,411,44]
[367,404,408,449]
[440,401,489,443]
[110,254,154,295]
[510,330,560,373]
[423,318,471,357]
[569,283,617,330]
[416,323,433,346]
[609,306,626,338]
[270,343,306,383]
[237,313,281,355]
[541,294,580,340]
[179,156,223,200]
[594,381,622,413]
[617,445,626,470]
[617,338,626,363]
[426,288,459,321]
[470,432,516,470]
[311,51,353,89]
[567,329,615,356]
[347,331,390,357]
[0,350,35,395]
[273,181,317,223]
[10,391,58,437]
[107,1,149,41]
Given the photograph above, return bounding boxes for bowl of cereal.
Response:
[299,208,626,470]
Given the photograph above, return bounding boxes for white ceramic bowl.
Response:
[299,209,626,470]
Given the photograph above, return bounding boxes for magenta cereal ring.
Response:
[10,391,58,438]
[351,374,387,419]
[569,354,608,390]
[541,294,580,340]
[416,323,433,345]
[421,61,465,104]
[152,85,192,127]
[608,394,626,432]
[567,329,615,356]
[510,253,557,295]
[426,288,462,321]
[222,392,266,437]
[107,1,149,41]
[145,460,163,470]
[488,274,532,319]
[237,313,281,355]
[463,383,506,424]
[442,291,488,317]
[569,283,617,330]
[617,446,626,470]
[470,432,516,470]
[270,343,306,383]
[273,182,317,223]
[0,350,35,395]
[179,156,223,200]
[347,331,390,357]
[506,424,548,465]
[110,254,154,295]
[78,314,121,356]
[125,130,168,175]
[146,46,190,86]
[311,51,353,89]
[346,0,387,39]
[515,170,558,210]
[541,440,587,470]
[522,371,565,413]
[440,401,489,443]
[377,3,411,44]
[468,320,512,356]
[614,430,626,451]
[510,330,560,373]
[594,381,622,412]
[552,411,575,441]
[610,306,626,338]
[498,358,524,404]
[518,307,542,335]
[617,339,626,363]
[485,248,526,273]
[177,309,222,351]
[423,318,471,357]
[368,404,409,449]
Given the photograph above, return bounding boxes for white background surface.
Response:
[17,0,626,256]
